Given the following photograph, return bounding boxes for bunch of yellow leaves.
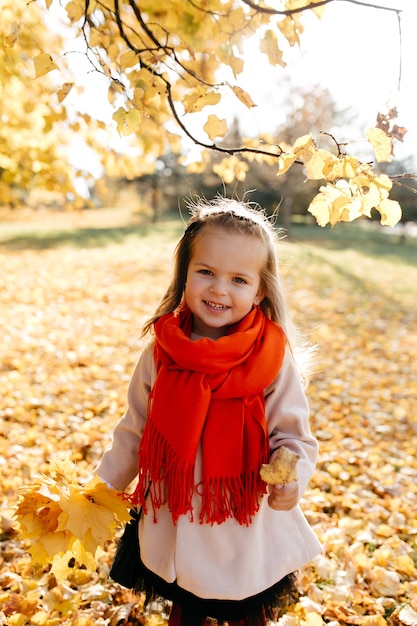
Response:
[14,458,132,581]
[277,133,402,228]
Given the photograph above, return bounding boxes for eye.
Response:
[233,276,247,284]
[198,269,213,276]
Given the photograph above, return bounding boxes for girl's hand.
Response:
[267,481,299,511]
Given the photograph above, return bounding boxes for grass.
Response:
[1,206,415,254]
[0,206,415,309]
[0,207,185,250]
[289,220,417,267]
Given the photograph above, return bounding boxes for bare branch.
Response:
[240,0,402,17]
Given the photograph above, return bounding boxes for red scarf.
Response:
[130,305,285,525]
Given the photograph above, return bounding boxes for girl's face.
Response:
[184,225,265,339]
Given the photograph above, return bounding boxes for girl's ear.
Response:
[254,291,264,306]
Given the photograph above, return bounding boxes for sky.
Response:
[234,0,417,165]
[60,0,417,174]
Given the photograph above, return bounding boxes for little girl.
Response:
[96,197,321,625]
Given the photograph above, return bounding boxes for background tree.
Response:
[0,0,116,208]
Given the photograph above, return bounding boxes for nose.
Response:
[210,278,227,296]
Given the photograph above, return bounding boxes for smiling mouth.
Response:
[204,300,230,311]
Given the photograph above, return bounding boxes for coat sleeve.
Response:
[265,349,318,500]
[95,342,155,491]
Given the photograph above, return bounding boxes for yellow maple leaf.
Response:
[14,460,131,580]
[112,107,142,136]
[204,114,228,140]
[366,127,393,162]
[183,88,221,113]
[14,486,51,517]
[228,6,246,30]
[49,549,80,581]
[142,86,163,109]
[33,53,59,78]
[69,536,99,570]
[28,530,70,563]
[48,455,79,482]
[81,475,131,523]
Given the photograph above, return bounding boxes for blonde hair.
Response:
[142,196,313,382]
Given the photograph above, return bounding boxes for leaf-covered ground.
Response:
[1,209,416,626]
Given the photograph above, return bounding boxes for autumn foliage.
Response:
[15,460,131,580]
[1,209,416,625]
[2,1,411,224]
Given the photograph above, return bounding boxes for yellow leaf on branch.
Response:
[230,85,257,108]
[304,149,335,180]
[57,82,74,103]
[277,152,298,175]
[277,134,314,176]
[349,173,390,217]
[377,198,402,227]
[112,107,142,136]
[183,88,221,113]
[366,127,393,162]
[324,155,360,180]
[293,133,315,155]
[229,55,244,78]
[64,0,86,23]
[278,15,304,47]
[204,114,228,140]
[33,52,59,78]
[120,49,139,70]
[260,29,285,66]
[307,181,359,227]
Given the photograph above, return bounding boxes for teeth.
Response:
[206,301,228,310]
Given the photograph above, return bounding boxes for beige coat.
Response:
[96,342,321,600]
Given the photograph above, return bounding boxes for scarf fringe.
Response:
[199,473,267,526]
[129,417,268,525]
[129,421,195,524]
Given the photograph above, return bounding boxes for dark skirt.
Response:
[133,553,298,622]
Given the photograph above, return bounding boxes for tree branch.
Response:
[164,79,284,160]
[240,0,402,17]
